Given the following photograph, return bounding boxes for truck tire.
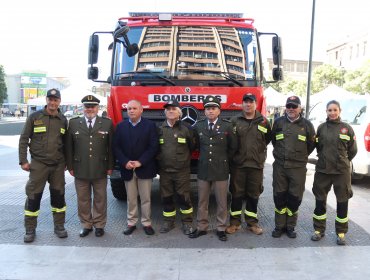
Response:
[110,178,127,201]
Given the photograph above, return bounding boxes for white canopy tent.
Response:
[264,87,287,107]
[310,84,354,106]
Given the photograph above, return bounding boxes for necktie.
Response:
[209,122,214,131]
[88,119,92,132]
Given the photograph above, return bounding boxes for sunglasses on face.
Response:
[286,104,298,109]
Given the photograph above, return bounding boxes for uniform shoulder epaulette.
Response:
[197,118,206,123]
[221,118,231,123]
[70,116,80,120]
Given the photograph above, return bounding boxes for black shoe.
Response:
[189,229,207,239]
[217,231,227,241]
[95,228,104,237]
[286,228,297,238]
[272,228,284,238]
[182,223,194,235]
[123,225,137,235]
[160,221,175,233]
[143,226,155,235]
[24,229,36,243]
[79,228,93,237]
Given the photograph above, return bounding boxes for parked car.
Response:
[309,94,370,179]
[64,110,74,118]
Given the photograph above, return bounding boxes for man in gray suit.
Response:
[66,95,114,237]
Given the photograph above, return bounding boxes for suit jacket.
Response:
[194,118,237,181]
[113,117,159,181]
[66,116,114,180]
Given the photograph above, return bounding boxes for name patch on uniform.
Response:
[178,137,186,143]
[258,125,267,133]
[34,126,46,133]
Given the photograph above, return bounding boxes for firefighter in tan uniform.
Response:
[157,100,196,235]
[271,96,315,238]
[66,95,114,238]
[311,100,357,245]
[226,93,272,235]
[19,89,68,243]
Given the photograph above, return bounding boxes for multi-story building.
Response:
[326,31,369,70]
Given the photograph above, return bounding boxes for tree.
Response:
[344,60,370,94]
[0,65,8,104]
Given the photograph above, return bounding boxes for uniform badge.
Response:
[174,134,178,138]
[34,120,44,125]
[340,127,348,134]
[75,131,79,134]
[98,131,108,134]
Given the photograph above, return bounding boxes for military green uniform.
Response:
[271,115,315,230]
[157,120,195,224]
[312,118,357,234]
[19,107,68,231]
[229,111,272,227]
[66,115,114,229]
[194,118,237,231]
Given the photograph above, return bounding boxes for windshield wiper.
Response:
[116,71,176,85]
[178,70,243,87]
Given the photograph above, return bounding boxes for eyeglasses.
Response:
[286,104,298,109]
[84,105,97,109]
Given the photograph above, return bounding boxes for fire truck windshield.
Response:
[112,25,259,82]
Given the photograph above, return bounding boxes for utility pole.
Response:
[306,0,316,118]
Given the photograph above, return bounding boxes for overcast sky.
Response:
[0,0,368,88]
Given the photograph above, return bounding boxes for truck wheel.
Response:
[110,178,127,201]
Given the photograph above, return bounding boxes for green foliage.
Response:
[267,62,369,96]
[0,65,8,104]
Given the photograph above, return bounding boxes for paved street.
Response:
[0,129,370,279]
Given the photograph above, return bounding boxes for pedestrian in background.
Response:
[189,96,237,242]
[19,88,68,243]
[114,100,159,236]
[157,100,196,235]
[226,93,271,236]
[66,95,114,238]
[311,100,357,245]
[271,96,315,238]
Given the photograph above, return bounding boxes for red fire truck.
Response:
[88,12,283,199]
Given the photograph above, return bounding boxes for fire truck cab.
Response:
[88,12,283,200]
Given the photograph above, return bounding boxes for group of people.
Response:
[19,88,357,246]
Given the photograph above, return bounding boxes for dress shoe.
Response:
[225,224,241,234]
[123,225,137,235]
[95,228,104,237]
[189,229,207,239]
[54,225,68,238]
[24,229,36,243]
[182,223,194,235]
[160,221,175,233]
[79,228,93,237]
[286,228,297,238]
[217,231,227,241]
[143,226,155,235]
[272,228,285,238]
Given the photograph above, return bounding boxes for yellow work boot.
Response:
[247,224,263,235]
[311,231,325,241]
[336,233,346,245]
[225,224,241,234]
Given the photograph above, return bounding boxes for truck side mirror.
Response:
[88,66,99,80]
[272,36,282,66]
[88,35,99,64]
[126,43,139,57]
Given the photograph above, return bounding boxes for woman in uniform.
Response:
[311,100,357,245]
